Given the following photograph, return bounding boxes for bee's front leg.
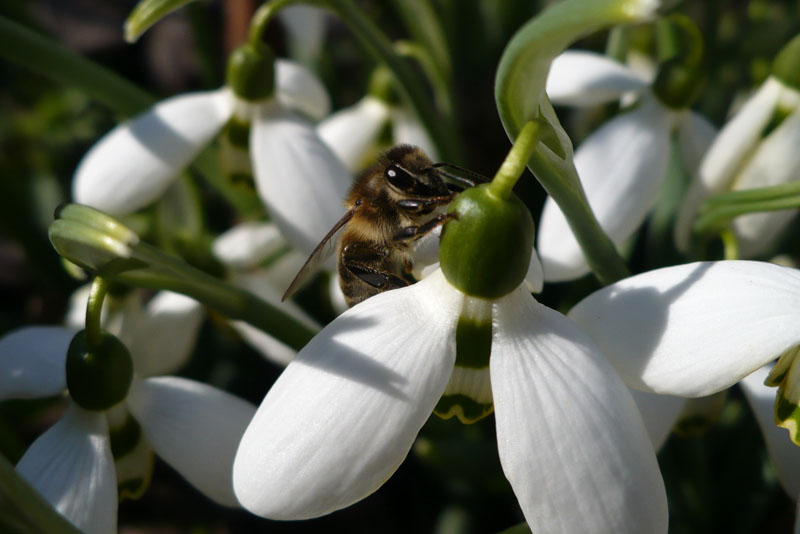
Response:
[392,212,458,241]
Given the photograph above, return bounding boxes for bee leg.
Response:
[393,212,458,241]
[396,195,454,215]
[341,243,409,290]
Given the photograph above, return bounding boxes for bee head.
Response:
[381,145,450,198]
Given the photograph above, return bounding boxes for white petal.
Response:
[279,6,328,64]
[628,389,686,451]
[391,107,440,161]
[275,59,331,120]
[73,89,233,215]
[16,404,116,534]
[318,97,390,172]
[491,288,667,533]
[569,261,800,396]
[228,271,319,366]
[740,365,800,499]
[233,269,463,519]
[251,106,352,255]
[526,248,545,293]
[673,77,784,251]
[129,292,204,377]
[678,111,718,174]
[212,222,287,269]
[0,326,72,400]
[126,376,256,507]
[537,97,672,281]
[546,50,649,107]
[732,107,800,257]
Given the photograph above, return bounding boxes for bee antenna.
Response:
[429,162,489,189]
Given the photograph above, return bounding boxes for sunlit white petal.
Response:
[391,107,439,161]
[538,97,672,281]
[73,89,234,215]
[212,222,287,269]
[234,269,462,519]
[0,326,73,400]
[275,59,331,121]
[318,97,390,172]
[740,365,800,499]
[492,287,667,533]
[546,50,649,107]
[569,261,800,396]
[126,376,256,507]
[128,292,204,377]
[16,404,116,534]
[251,105,351,255]
[732,107,800,257]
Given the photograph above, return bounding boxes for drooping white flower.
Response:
[1,291,256,534]
[72,59,350,256]
[538,50,716,281]
[674,75,800,257]
[233,269,668,533]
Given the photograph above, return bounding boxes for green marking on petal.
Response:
[455,297,493,369]
[118,478,146,500]
[109,413,142,459]
[766,345,800,387]
[115,433,155,501]
[434,394,493,424]
[224,117,251,149]
[674,391,727,437]
[228,172,256,191]
[775,391,800,446]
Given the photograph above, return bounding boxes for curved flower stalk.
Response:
[211,221,321,365]
[1,291,256,534]
[674,37,800,257]
[538,50,716,281]
[568,260,800,445]
[233,118,668,531]
[72,58,351,256]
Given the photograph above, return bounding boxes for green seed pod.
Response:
[66,330,134,411]
[226,42,276,101]
[440,184,534,298]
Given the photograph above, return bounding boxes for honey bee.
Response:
[282,144,483,307]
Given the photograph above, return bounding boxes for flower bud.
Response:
[652,57,706,109]
[66,329,134,411]
[227,42,276,101]
[440,184,534,298]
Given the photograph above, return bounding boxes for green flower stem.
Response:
[605,25,629,61]
[0,15,154,117]
[694,194,800,235]
[703,180,800,206]
[125,0,196,43]
[719,229,739,261]
[85,276,110,347]
[0,455,82,534]
[390,0,451,82]
[320,0,462,161]
[249,0,314,48]
[51,204,317,350]
[488,121,540,200]
[395,40,453,115]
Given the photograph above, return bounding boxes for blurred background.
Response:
[1,0,799,532]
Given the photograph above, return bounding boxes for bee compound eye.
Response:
[384,165,415,191]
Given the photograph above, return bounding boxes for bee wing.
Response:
[281,205,358,301]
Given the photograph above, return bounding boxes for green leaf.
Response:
[0,455,82,534]
[125,0,199,43]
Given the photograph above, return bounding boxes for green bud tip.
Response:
[66,330,134,411]
[773,34,800,91]
[440,184,534,299]
[226,42,276,101]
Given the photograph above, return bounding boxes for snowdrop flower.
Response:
[674,35,800,257]
[73,46,351,256]
[2,291,256,534]
[318,69,438,172]
[233,181,668,533]
[538,49,716,281]
[568,260,800,446]
[211,221,320,365]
